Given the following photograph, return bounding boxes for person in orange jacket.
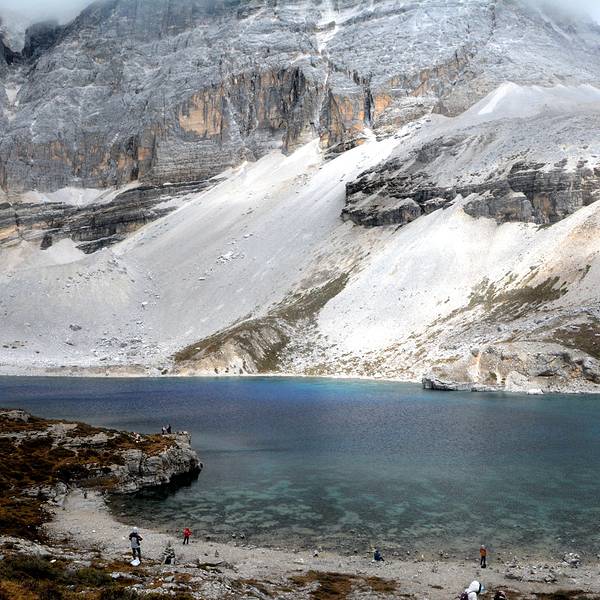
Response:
[479,545,487,568]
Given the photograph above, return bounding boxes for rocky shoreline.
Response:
[2,367,600,396]
[28,490,600,599]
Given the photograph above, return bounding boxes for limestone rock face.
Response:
[22,21,63,60]
[115,433,202,493]
[0,0,599,250]
[0,180,214,252]
[344,113,600,228]
[423,342,600,394]
[1,0,600,196]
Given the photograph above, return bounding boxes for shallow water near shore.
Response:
[1,376,600,557]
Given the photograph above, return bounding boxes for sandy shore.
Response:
[44,491,600,599]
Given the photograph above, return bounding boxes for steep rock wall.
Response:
[2,0,600,195]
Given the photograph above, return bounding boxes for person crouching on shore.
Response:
[129,527,143,561]
[462,580,484,600]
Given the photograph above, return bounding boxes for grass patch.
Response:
[552,320,600,360]
[363,576,398,594]
[290,571,353,600]
[466,276,568,321]
[173,273,349,373]
[289,570,398,599]
[0,554,195,600]
[73,567,113,587]
[440,275,569,325]
[173,316,289,372]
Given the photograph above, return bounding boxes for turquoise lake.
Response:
[1,376,599,557]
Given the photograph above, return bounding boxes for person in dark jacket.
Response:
[373,548,384,562]
[129,527,143,561]
[162,541,175,565]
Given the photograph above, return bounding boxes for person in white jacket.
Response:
[464,580,484,600]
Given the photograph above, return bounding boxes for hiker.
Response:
[373,548,384,562]
[129,527,143,561]
[480,545,487,568]
[162,541,176,565]
[461,581,484,600]
[183,527,191,545]
[161,426,166,435]
[167,424,172,434]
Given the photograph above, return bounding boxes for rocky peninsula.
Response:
[0,408,201,540]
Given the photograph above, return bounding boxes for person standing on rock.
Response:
[479,545,487,568]
[129,527,143,562]
[183,527,191,545]
[167,424,172,434]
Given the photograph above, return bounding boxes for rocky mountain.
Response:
[1,0,600,392]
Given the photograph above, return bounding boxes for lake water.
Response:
[1,376,599,558]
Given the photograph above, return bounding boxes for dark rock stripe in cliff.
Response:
[0,180,213,253]
[344,159,600,228]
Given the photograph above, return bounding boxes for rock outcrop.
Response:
[22,21,63,60]
[173,273,348,376]
[110,431,202,493]
[344,116,600,228]
[0,179,214,252]
[0,409,201,538]
[422,340,600,394]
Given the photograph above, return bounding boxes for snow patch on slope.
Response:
[465,82,600,122]
[21,187,121,207]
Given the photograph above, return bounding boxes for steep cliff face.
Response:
[2,0,600,197]
[0,0,325,195]
[2,0,600,392]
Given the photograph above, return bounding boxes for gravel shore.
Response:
[43,491,600,599]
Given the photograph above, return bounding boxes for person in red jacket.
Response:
[183,527,191,545]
